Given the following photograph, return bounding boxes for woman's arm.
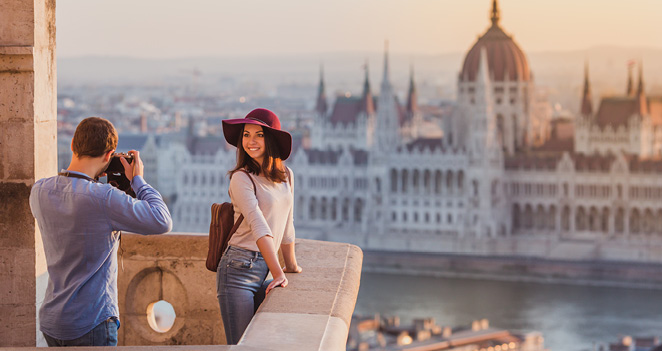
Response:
[281,167,301,273]
[281,242,302,273]
[256,236,288,294]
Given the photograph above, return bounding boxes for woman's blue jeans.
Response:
[216,246,270,345]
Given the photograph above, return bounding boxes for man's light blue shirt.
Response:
[30,171,173,340]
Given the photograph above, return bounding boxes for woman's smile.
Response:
[242,124,266,164]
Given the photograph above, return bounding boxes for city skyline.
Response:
[57,0,662,59]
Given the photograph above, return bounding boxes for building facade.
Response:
[172,0,662,263]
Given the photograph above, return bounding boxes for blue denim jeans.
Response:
[43,318,118,347]
[217,246,271,345]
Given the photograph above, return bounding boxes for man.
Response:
[30,117,173,346]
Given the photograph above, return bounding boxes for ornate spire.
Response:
[315,64,328,116]
[636,61,648,116]
[626,61,635,96]
[490,0,500,26]
[382,40,390,84]
[581,61,593,116]
[361,61,375,114]
[406,65,418,115]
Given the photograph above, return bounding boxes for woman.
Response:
[217,108,302,345]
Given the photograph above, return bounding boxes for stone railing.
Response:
[1,234,363,351]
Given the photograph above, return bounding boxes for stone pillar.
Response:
[0,0,57,346]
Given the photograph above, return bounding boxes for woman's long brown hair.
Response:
[228,124,288,183]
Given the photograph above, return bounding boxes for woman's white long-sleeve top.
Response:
[227,167,295,251]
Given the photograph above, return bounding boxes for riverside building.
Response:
[172,0,662,263]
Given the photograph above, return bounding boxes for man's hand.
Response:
[120,150,144,180]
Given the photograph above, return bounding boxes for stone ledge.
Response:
[240,240,363,350]
[0,45,33,55]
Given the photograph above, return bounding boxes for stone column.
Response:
[0,0,57,346]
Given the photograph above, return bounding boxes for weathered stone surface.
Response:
[0,73,35,121]
[241,312,348,351]
[0,2,35,46]
[0,0,56,346]
[0,303,35,347]
[0,183,35,248]
[245,239,363,349]
[118,234,225,346]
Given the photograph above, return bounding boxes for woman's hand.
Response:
[283,265,302,273]
[266,274,288,295]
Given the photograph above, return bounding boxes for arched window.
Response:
[321,197,328,220]
[601,207,610,232]
[435,170,443,194]
[446,170,454,194]
[342,198,350,221]
[576,207,587,231]
[402,170,409,193]
[644,209,654,234]
[536,204,545,230]
[512,204,521,230]
[630,208,641,234]
[524,204,533,229]
[562,206,570,231]
[413,169,420,193]
[390,169,398,193]
[331,198,337,221]
[423,170,431,193]
[615,208,625,234]
[589,207,599,231]
[354,198,363,223]
[496,114,505,150]
[548,205,557,230]
[309,197,317,220]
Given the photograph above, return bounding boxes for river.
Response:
[354,272,661,351]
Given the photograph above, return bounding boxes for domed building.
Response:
[172,0,662,264]
[451,0,541,155]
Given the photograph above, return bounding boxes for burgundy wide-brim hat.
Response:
[222,108,293,160]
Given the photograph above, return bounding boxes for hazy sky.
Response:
[57,0,662,58]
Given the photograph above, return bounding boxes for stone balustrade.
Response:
[0,234,363,351]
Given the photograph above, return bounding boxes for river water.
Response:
[354,272,661,351]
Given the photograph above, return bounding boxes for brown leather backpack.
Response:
[205,170,256,272]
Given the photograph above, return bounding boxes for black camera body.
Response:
[106,153,136,198]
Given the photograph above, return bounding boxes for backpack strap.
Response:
[229,169,257,234]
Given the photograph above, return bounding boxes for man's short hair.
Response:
[72,117,118,158]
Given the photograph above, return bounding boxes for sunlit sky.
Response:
[57,0,662,58]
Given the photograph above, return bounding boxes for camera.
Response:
[105,153,136,198]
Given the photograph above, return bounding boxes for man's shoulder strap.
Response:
[58,171,98,183]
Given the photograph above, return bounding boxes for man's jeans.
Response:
[43,318,118,347]
[217,246,270,345]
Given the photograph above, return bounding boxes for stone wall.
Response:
[0,0,57,346]
[117,234,363,350]
[118,233,225,345]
